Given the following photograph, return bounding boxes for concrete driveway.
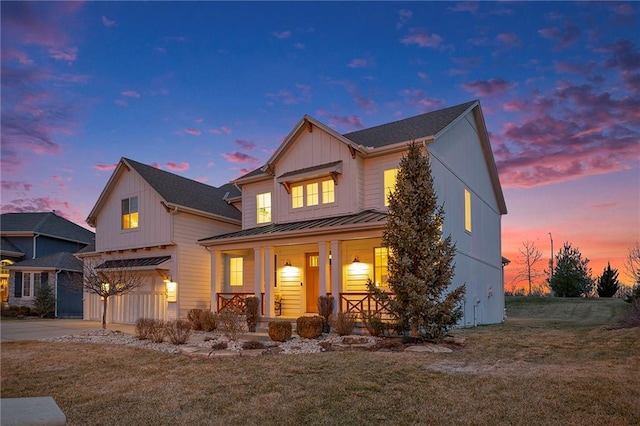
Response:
[1,319,136,342]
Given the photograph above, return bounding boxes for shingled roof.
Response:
[343,100,477,148]
[7,251,83,272]
[123,158,241,221]
[0,212,95,244]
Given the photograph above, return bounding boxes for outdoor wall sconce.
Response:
[165,281,177,303]
[352,255,360,263]
[284,259,292,267]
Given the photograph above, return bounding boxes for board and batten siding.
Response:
[94,169,171,251]
[173,212,241,317]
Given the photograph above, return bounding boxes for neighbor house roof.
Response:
[7,251,83,272]
[87,158,241,226]
[200,210,387,245]
[1,237,24,257]
[0,212,95,244]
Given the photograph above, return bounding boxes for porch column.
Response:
[330,240,342,314]
[264,246,274,317]
[211,250,222,312]
[253,247,263,304]
[318,241,327,296]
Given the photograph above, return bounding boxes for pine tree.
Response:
[549,242,594,297]
[33,281,56,318]
[369,141,465,340]
[596,262,619,298]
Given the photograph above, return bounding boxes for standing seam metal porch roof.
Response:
[199,210,387,243]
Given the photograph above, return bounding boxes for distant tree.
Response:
[624,243,640,286]
[549,242,594,297]
[513,240,543,296]
[596,263,619,298]
[75,257,145,329]
[33,280,56,318]
[368,141,465,341]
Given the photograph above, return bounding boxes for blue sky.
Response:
[2,1,639,287]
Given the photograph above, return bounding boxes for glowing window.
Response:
[229,257,243,287]
[292,185,304,209]
[256,192,271,223]
[384,169,398,206]
[122,196,139,229]
[464,189,472,233]
[374,247,389,287]
[306,183,319,206]
[308,255,319,267]
[322,180,335,204]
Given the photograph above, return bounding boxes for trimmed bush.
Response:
[199,310,218,332]
[217,305,247,341]
[242,340,265,350]
[135,318,156,340]
[268,321,292,342]
[148,320,167,343]
[296,316,323,339]
[245,296,260,332]
[166,319,192,345]
[330,312,356,336]
[188,309,203,330]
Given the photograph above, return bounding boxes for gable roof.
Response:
[7,251,83,272]
[1,237,24,257]
[87,158,241,226]
[0,212,95,244]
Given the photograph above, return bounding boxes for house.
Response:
[82,158,241,324]
[199,100,508,326]
[1,212,95,317]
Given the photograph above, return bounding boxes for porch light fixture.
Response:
[166,281,177,303]
[352,256,360,263]
[284,259,292,267]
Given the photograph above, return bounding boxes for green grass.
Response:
[2,297,639,425]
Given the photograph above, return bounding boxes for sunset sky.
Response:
[2,1,639,289]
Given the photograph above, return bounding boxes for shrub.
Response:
[199,310,218,332]
[188,309,203,330]
[362,312,386,337]
[296,316,324,339]
[211,341,228,350]
[135,318,156,340]
[242,340,265,350]
[245,296,260,332]
[217,305,247,341]
[1,306,31,318]
[148,320,167,343]
[330,312,356,336]
[317,296,334,333]
[268,321,292,342]
[166,319,192,345]
[33,282,56,318]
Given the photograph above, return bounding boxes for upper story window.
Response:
[291,178,335,209]
[229,257,243,287]
[464,188,472,233]
[122,196,139,229]
[256,192,272,224]
[384,169,398,206]
[374,247,389,287]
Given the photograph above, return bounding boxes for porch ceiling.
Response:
[199,209,387,245]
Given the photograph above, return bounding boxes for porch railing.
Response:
[339,292,395,321]
[217,293,265,315]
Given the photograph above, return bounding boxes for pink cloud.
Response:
[447,2,479,14]
[348,58,370,68]
[1,48,33,65]
[538,21,580,49]
[400,30,443,48]
[222,151,259,164]
[462,78,516,97]
[221,126,232,134]
[266,84,311,105]
[273,30,291,39]
[102,16,117,28]
[48,46,77,61]
[114,99,128,107]
[496,33,521,47]
[165,162,189,172]
[151,163,162,169]
[209,129,222,135]
[399,89,444,112]
[195,176,208,183]
[184,128,201,136]
[316,110,363,130]
[397,9,413,29]
[195,117,203,123]
[122,90,141,98]
[1,180,33,193]
[235,139,256,151]
[94,163,117,172]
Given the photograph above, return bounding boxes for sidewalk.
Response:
[1,318,136,342]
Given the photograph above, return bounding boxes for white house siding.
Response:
[173,213,240,318]
[363,152,404,211]
[94,169,172,252]
[84,272,166,324]
[242,179,273,229]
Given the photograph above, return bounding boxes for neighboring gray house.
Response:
[1,212,95,317]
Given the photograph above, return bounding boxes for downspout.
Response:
[33,234,40,259]
[55,269,61,318]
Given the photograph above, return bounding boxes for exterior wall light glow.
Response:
[352,256,360,263]
[284,259,292,267]
[166,281,177,302]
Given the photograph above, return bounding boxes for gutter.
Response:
[33,233,39,259]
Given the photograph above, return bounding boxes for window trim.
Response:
[256,192,272,224]
[121,196,139,230]
[289,178,336,210]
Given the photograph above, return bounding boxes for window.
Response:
[256,192,271,223]
[306,183,319,206]
[464,188,472,233]
[229,257,243,287]
[21,272,40,297]
[292,185,304,209]
[374,247,389,287]
[122,196,139,229]
[384,169,398,206]
[322,180,335,204]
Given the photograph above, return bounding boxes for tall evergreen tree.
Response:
[369,141,465,340]
[596,263,619,298]
[549,242,594,297]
